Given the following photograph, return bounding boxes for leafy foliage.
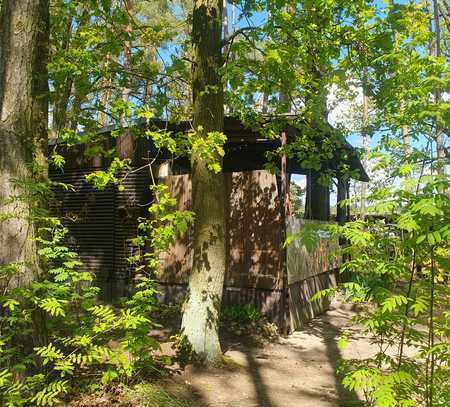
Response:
[0,213,161,405]
[317,173,450,406]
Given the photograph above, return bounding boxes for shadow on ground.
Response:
[175,302,364,407]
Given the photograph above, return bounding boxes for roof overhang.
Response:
[49,116,369,182]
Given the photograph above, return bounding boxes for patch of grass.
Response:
[128,383,200,407]
[220,355,245,371]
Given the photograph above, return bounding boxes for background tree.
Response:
[431,0,446,176]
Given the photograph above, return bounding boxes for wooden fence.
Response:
[286,218,340,330]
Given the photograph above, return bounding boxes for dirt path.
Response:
[177,302,373,407]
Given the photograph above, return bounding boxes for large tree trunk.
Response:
[181,0,225,363]
[0,0,49,287]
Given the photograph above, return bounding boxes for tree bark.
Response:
[231,0,236,33]
[181,0,225,363]
[0,0,49,287]
[51,12,73,137]
[117,0,134,159]
[121,0,133,110]
[360,67,369,218]
[222,0,228,38]
[432,0,446,176]
[400,100,410,155]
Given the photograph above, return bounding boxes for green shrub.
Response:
[221,304,262,325]
[0,180,193,405]
[0,217,160,406]
[314,174,450,406]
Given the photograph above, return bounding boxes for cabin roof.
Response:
[50,116,369,182]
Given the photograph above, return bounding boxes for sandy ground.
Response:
[177,301,374,407]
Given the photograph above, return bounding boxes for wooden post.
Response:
[337,178,349,224]
[279,130,291,334]
[304,171,330,221]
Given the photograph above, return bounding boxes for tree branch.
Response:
[221,26,260,47]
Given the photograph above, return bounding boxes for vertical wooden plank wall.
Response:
[158,171,284,322]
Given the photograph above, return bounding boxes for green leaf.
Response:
[265,49,281,63]
[39,298,67,317]
[416,234,426,244]
[101,369,119,385]
[381,295,407,313]
[2,298,19,311]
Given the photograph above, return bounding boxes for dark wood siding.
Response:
[50,167,150,299]
[159,171,284,291]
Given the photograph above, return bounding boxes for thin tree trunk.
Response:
[360,67,369,218]
[222,0,229,114]
[117,0,133,159]
[52,14,73,137]
[70,81,84,131]
[400,100,410,155]
[262,92,268,113]
[122,0,133,110]
[231,0,236,32]
[0,0,49,287]
[53,77,73,135]
[432,0,445,176]
[181,0,225,363]
[223,0,228,37]
[393,24,410,155]
[54,7,89,133]
[142,48,155,105]
[98,54,113,127]
[98,85,111,127]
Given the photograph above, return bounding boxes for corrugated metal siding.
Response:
[111,169,151,298]
[51,168,115,298]
[50,167,151,299]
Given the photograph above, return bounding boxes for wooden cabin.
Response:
[50,117,368,331]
